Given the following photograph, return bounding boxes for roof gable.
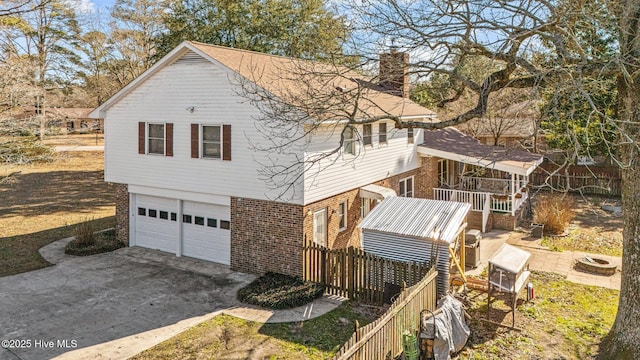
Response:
[90,41,437,121]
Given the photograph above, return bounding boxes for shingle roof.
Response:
[419,128,543,176]
[188,41,437,120]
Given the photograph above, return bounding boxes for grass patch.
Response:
[65,228,124,256]
[0,216,115,277]
[131,302,378,360]
[237,272,325,309]
[462,271,618,359]
[541,230,623,257]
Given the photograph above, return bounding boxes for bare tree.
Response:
[0,0,50,18]
[236,0,638,356]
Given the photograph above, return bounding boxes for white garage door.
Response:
[182,201,231,265]
[135,195,177,253]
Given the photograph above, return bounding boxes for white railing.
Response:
[433,188,489,212]
[434,187,529,229]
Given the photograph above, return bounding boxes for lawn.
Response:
[0,150,115,276]
[130,271,617,360]
[462,271,618,359]
[131,302,380,360]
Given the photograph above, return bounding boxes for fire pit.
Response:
[575,256,617,276]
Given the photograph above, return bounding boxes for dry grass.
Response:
[0,150,115,276]
[42,133,104,147]
[533,194,576,235]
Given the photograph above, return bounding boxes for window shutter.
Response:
[165,123,173,156]
[191,123,199,158]
[222,124,231,161]
[138,122,145,154]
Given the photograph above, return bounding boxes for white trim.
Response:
[338,200,347,232]
[146,122,166,156]
[129,192,136,246]
[313,208,327,246]
[360,184,397,201]
[128,185,229,206]
[399,176,414,197]
[200,123,223,159]
[176,199,183,257]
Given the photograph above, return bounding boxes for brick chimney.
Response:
[379,49,409,98]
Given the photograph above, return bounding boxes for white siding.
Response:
[303,122,422,204]
[103,51,303,204]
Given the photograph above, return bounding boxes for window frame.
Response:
[438,159,449,188]
[363,124,372,146]
[378,122,387,144]
[342,126,356,155]
[147,122,166,155]
[338,201,347,231]
[407,127,414,144]
[399,176,414,197]
[201,124,223,159]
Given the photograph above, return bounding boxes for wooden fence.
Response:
[332,268,439,360]
[530,164,621,196]
[303,241,434,304]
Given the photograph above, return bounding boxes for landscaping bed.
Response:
[65,228,124,256]
[237,272,326,309]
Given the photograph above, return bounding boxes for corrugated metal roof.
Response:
[359,197,471,244]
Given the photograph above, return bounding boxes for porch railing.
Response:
[434,187,529,231]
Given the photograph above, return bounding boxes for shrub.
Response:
[73,219,96,247]
[533,194,575,235]
[65,229,125,256]
[237,272,325,310]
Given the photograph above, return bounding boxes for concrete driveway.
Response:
[0,247,255,360]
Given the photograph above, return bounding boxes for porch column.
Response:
[511,173,516,216]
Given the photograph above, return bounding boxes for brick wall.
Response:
[302,189,361,249]
[493,206,526,231]
[302,158,439,250]
[467,211,493,232]
[114,183,129,245]
[230,197,304,277]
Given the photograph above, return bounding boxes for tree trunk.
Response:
[607,1,640,357]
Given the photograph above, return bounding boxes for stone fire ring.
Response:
[575,256,617,276]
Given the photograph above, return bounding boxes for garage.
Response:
[182,200,231,265]
[135,195,177,253]
[133,195,231,265]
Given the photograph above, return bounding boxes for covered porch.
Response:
[419,128,543,232]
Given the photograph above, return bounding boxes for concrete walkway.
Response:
[465,230,621,290]
[31,237,345,360]
[40,237,344,324]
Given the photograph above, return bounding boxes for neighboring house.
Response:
[6,106,103,133]
[48,108,103,133]
[456,100,543,151]
[90,41,542,278]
